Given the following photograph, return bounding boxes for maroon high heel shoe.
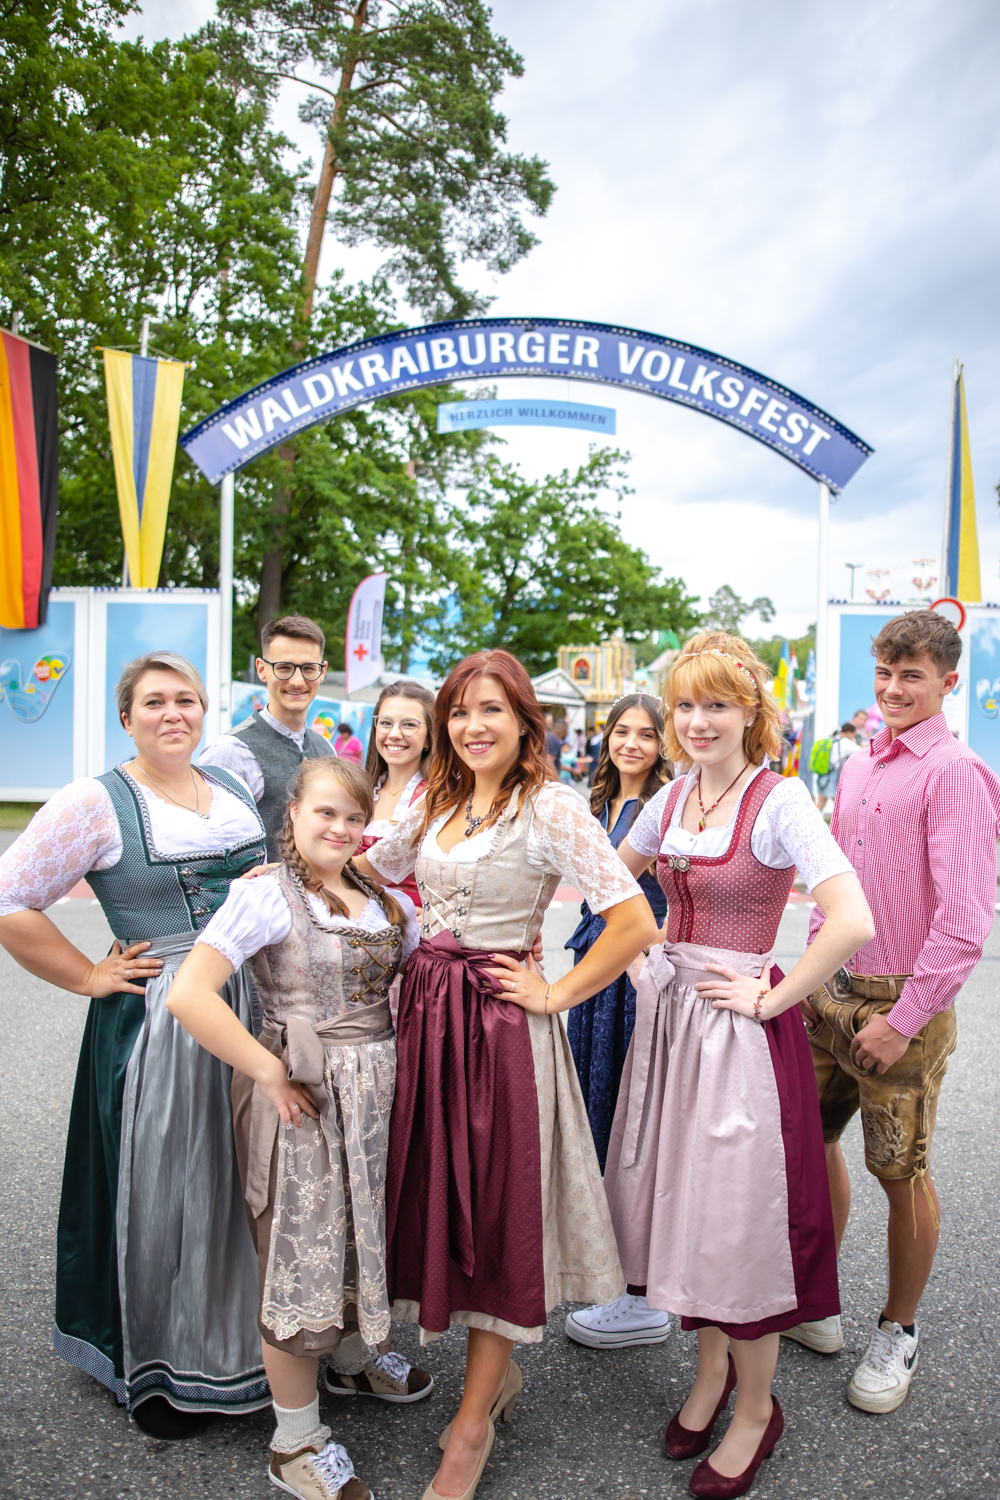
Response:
[688,1397,784,1498]
[664,1353,737,1460]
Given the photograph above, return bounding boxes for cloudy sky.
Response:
[128,0,1000,636]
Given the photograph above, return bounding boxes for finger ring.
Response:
[126,968,131,980]
[507,980,514,992]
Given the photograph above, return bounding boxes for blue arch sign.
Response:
[180,317,872,491]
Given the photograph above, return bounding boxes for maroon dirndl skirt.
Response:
[385,931,547,1333]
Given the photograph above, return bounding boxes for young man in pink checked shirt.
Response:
[789,610,1000,1413]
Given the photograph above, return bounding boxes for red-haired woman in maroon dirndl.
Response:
[353,649,657,1500]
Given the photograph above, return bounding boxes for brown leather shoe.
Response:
[325,1353,434,1404]
[269,1441,371,1499]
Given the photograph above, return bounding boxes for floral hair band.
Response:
[676,648,762,696]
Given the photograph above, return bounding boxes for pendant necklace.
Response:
[696,764,748,833]
[133,761,210,819]
[464,787,487,838]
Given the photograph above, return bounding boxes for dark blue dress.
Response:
[566,798,667,1170]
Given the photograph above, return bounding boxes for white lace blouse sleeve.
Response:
[529,786,642,913]
[0,779,122,917]
[365,801,425,884]
[625,782,675,859]
[193,874,292,970]
[752,777,855,891]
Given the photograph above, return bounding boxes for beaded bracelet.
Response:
[752,990,767,1024]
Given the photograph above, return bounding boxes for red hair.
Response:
[419,649,553,832]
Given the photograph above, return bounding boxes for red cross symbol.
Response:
[353,643,369,661]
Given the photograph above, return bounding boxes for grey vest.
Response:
[228,710,334,859]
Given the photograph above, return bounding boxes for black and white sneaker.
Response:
[325,1352,433,1403]
[847,1318,919,1413]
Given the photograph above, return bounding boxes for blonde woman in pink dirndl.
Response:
[597,633,874,1499]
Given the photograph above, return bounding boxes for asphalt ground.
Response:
[1,855,998,1500]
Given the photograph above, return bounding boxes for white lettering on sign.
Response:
[303,373,334,406]
[331,361,363,395]
[573,335,599,366]
[779,412,809,445]
[390,345,419,378]
[490,332,516,362]
[689,365,720,399]
[359,352,390,385]
[460,333,486,365]
[548,333,570,364]
[221,409,263,449]
[716,376,743,408]
[415,342,430,372]
[430,338,458,369]
[758,398,788,433]
[618,342,645,374]
[282,388,311,418]
[641,350,670,381]
[261,396,290,432]
[518,331,545,361]
[668,357,690,391]
[802,422,832,455]
[740,388,768,418]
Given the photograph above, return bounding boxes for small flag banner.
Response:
[0,330,58,629]
[103,349,185,588]
[346,572,387,696]
[944,367,981,602]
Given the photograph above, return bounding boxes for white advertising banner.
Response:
[345,572,387,696]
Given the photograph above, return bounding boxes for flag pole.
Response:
[120,318,151,589]
[814,480,832,737]
[219,473,234,730]
[941,355,959,596]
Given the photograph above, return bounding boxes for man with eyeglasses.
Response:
[198,614,334,859]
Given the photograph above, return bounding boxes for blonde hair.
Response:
[279,757,404,927]
[116,651,208,722]
[663,630,781,768]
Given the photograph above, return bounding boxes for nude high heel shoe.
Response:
[422,1419,495,1500]
[437,1361,521,1450]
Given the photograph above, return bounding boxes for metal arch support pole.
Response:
[219,472,235,731]
[815,480,832,737]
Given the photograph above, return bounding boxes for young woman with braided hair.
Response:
[167,757,431,1500]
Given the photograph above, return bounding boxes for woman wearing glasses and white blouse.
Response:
[359,680,436,907]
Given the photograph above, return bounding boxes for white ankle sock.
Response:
[271,1394,331,1455]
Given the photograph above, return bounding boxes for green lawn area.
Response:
[0,802,42,830]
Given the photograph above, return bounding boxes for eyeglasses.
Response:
[376,716,425,734]
[261,658,326,682]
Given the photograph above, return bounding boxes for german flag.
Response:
[0,330,58,629]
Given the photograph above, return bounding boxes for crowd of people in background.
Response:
[0,608,995,1500]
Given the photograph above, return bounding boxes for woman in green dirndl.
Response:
[0,652,269,1438]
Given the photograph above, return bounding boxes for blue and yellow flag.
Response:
[103,349,185,587]
[944,366,981,602]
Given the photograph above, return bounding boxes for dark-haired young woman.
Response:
[566,694,672,1170]
[168,756,431,1500]
[353,649,657,1500]
[360,679,435,905]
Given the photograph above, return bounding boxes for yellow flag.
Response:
[103,349,185,587]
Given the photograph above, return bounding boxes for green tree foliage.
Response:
[425,448,702,675]
[754,630,815,677]
[702,583,775,636]
[214,0,556,320]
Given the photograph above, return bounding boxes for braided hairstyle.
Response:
[278,757,405,928]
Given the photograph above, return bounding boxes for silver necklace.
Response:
[464,787,486,838]
[133,761,209,818]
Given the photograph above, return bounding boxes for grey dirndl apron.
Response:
[116,931,268,1412]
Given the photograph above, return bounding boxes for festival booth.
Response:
[0,587,221,800]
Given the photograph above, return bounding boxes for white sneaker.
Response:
[782,1314,845,1354]
[565,1292,671,1348]
[847,1319,919,1413]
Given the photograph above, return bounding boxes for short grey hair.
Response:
[115,652,208,722]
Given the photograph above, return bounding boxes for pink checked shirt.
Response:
[808,712,1000,1037]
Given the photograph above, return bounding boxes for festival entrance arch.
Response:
[180,316,873,728]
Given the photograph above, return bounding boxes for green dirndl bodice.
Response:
[54,766,271,1412]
